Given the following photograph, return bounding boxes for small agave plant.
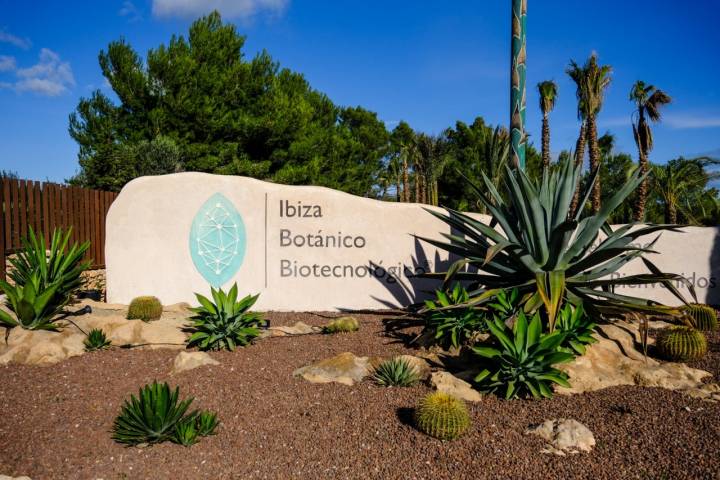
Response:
[187,283,266,351]
[84,328,112,352]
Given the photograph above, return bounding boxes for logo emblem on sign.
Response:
[189,193,246,287]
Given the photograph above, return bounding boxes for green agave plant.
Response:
[555,302,597,355]
[84,328,112,352]
[112,381,196,445]
[187,283,266,351]
[172,416,200,447]
[473,311,574,399]
[195,410,220,437]
[372,357,420,387]
[8,227,91,305]
[420,156,693,330]
[423,283,484,349]
[0,273,63,330]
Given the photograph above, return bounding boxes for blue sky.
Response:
[1,0,719,182]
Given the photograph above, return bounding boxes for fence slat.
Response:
[1,179,117,279]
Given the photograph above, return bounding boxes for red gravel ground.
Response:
[1,311,719,480]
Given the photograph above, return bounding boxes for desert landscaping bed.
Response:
[1,311,718,480]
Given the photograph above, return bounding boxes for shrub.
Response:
[0,273,64,331]
[415,392,470,440]
[683,304,718,331]
[372,357,420,387]
[420,156,693,332]
[127,296,163,321]
[322,316,359,334]
[172,416,199,447]
[473,311,574,399]
[0,227,90,331]
[84,328,111,351]
[555,303,597,355]
[187,283,266,351]
[8,227,91,303]
[195,410,220,437]
[112,381,196,446]
[656,326,707,362]
[422,283,484,349]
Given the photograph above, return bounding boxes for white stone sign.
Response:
[106,173,720,310]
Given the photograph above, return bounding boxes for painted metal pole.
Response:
[510,0,527,169]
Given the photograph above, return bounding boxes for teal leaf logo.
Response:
[189,193,247,287]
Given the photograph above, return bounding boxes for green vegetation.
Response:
[555,303,597,355]
[112,381,197,446]
[537,80,558,169]
[415,392,470,440]
[372,357,420,387]
[172,417,199,447]
[195,411,220,437]
[656,326,707,362]
[322,316,359,334]
[0,227,90,331]
[421,155,691,333]
[127,296,163,321]
[473,312,573,399]
[187,283,266,351]
[84,328,111,352]
[683,304,718,331]
[422,283,483,349]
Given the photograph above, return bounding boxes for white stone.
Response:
[430,371,482,402]
[525,419,596,455]
[171,351,220,374]
[105,173,720,310]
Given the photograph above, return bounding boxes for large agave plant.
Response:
[420,156,693,330]
[8,227,91,304]
[187,283,266,351]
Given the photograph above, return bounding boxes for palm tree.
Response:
[630,80,671,221]
[652,157,720,223]
[537,80,558,169]
[416,133,448,206]
[510,0,527,169]
[567,54,612,214]
[566,62,588,214]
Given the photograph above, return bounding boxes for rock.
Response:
[0,300,191,365]
[0,475,32,480]
[172,351,219,374]
[558,321,711,396]
[268,322,320,337]
[430,371,482,402]
[681,382,720,402]
[293,352,378,386]
[525,419,596,455]
[396,355,431,381]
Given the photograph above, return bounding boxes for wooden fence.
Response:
[0,178,118,280]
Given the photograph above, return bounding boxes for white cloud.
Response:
[119,1,142,21]
[0,29,31,50]
[0,55,16,72]
[152,0,289,19]
[9,48,75,96]
[664,113,720,129]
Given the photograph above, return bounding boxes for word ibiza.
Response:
[279,200,323,217]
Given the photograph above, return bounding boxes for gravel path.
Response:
[0,311,718,480]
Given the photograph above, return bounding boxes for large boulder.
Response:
[558,322,711,395]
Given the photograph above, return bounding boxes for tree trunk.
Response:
[665,202,677,224]
[633,146,649,222]
[541,112,550,169]
[569,121,587,216]
[586,115,602,214]
[510,0,527,169]
[401,153,409,202]
[395,174,401,202]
